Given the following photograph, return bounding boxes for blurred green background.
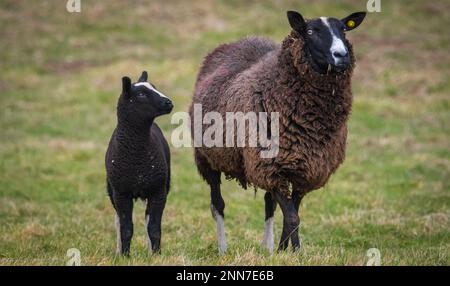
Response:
[0,0,449,265]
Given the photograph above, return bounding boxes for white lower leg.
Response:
[145,214,152,251]
[211,204,227,255]
[262,216,274,253]
[115,214,122,254]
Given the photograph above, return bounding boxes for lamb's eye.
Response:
[307,29,313,35]
[137,92,145,98]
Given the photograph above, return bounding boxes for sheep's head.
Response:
[287,10,366,74]
[120,71,173,123]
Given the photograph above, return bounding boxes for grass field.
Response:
[0,0,449,265]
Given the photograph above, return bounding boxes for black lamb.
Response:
[105,71,173,255]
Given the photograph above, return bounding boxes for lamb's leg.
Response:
[108,182,122,254]
[107,180,115,208]
[113,194,134,256]
[145,190,167,254]
[262,192,277,253]
[274,192,300,252]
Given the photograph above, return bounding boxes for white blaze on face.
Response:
[134,82,169,99]
[320,17,348,65]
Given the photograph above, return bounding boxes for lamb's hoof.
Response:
[151,248,161,255]
[116,248,130,257]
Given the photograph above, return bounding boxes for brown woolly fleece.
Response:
[190,31,355,198]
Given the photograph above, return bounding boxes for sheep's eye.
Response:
[307,29,313,35]
[137,92,145,98]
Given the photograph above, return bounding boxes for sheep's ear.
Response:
[138,71,148,82]
[287,11,306,33]
[122,76,132,95]
[341,12,366,31]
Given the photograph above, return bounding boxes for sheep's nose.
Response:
[164,99,173,109]
[333,50,348,59]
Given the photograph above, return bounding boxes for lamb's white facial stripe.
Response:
[320,17,347,65]
[134,82,169,99]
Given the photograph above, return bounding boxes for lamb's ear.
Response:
[287,11,306,33]
[138,71,148,82]
[122,76,132,95]
[341,12,366,31]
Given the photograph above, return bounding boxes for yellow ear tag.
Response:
[347,20,356,28]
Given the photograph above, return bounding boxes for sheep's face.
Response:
[120,71,173,122]
[287,11,366,74]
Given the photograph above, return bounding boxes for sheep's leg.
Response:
[207,172,226,255]
[274,192,300,252]
[194,151,226,255]
[292,190,304,212]
[262,192,277,253]
[291,189,305,249]
[210,186,226,255]
[113,194,134,256]
[145,190,167,254]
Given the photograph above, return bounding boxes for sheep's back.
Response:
[195,37,277,92]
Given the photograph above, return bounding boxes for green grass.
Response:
[0,0,449,265]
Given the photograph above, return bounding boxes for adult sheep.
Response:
[189,10,366,254]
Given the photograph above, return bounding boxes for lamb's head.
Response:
[287,10,366,74]
[119,71,173,123]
